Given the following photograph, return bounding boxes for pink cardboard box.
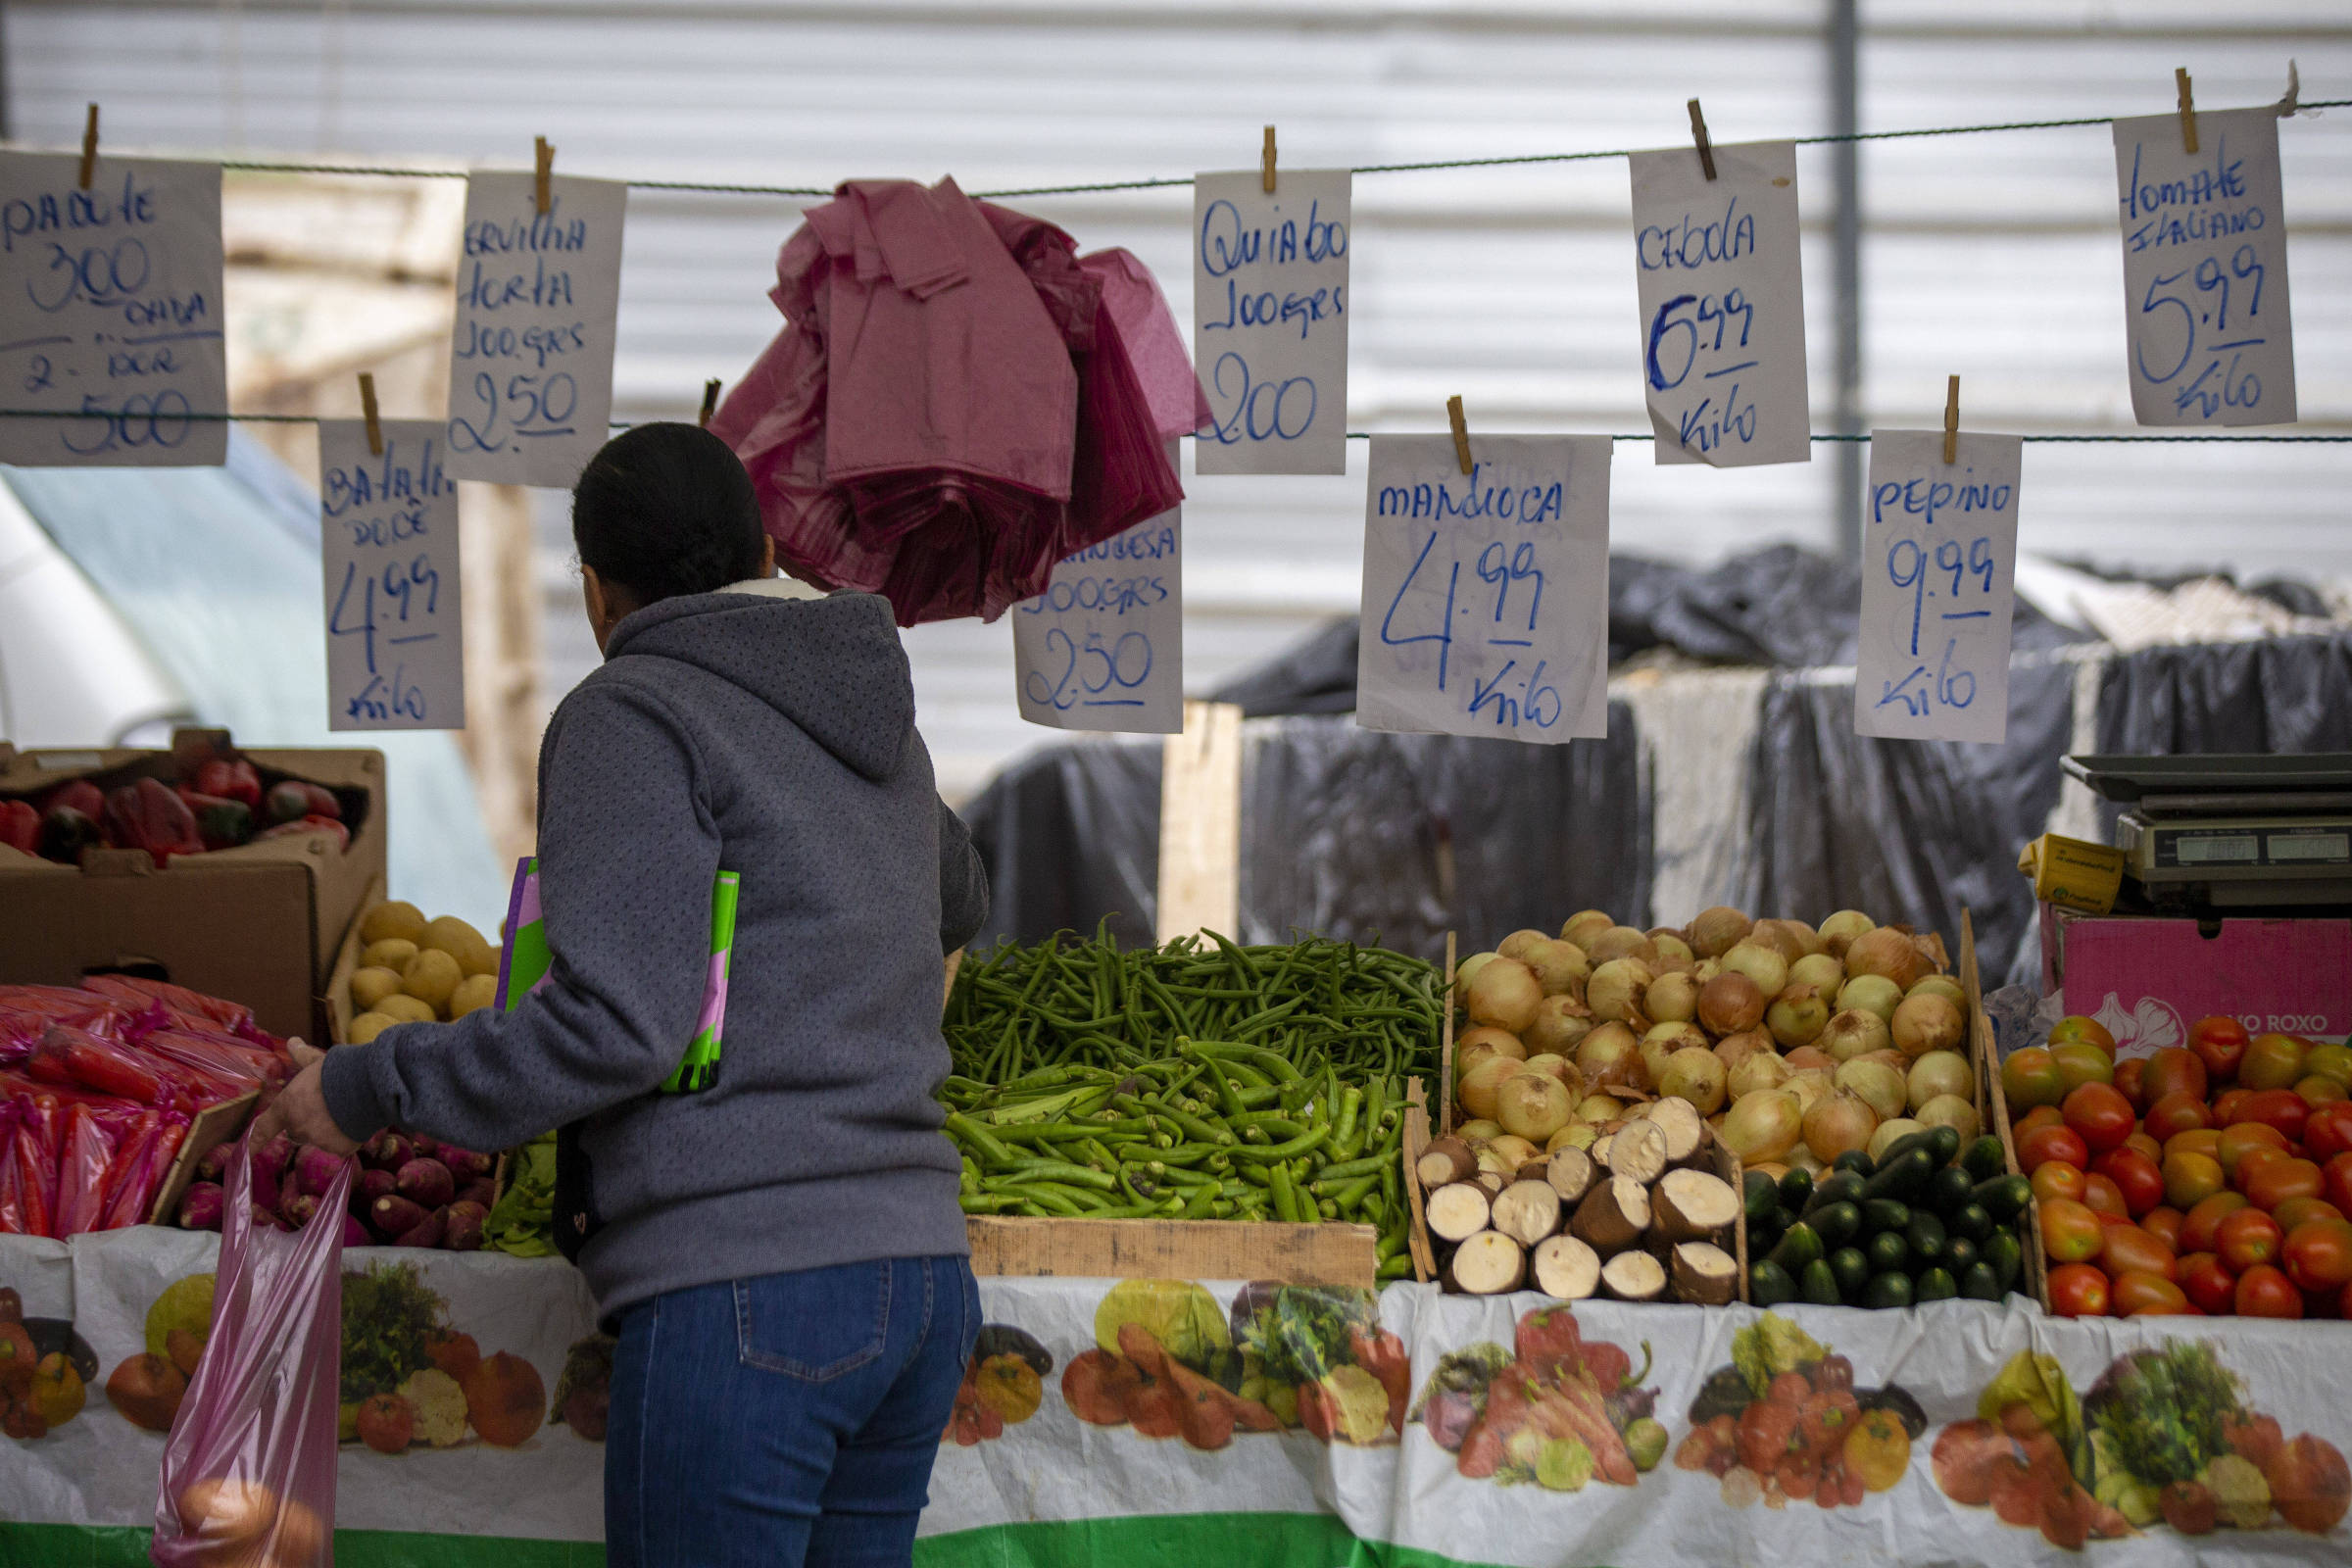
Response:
[2041,905,2352,1057]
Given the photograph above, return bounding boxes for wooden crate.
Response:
[147,1090,258,1225]
[966,1215,1377,1287]
[1962,909,2050,1311]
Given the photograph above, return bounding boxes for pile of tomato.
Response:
[2000,1015,2352,1319]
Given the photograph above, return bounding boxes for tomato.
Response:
[2082,1173,2128,1219]
[2125,1131,2164,1166]
[2305,1102,2352,1161]
[2040,1198,2106,1264]
[2243,1156,2325,1213]
[2112,1271,2192,1315]
[2180,1252,2237,1314]
[2165,1127,2222,1164]
[2163,1150,2227,1210]
[2229,1088,2310,1146]
[2213,1088,2253,1127]
[2299,1075,2349,1108]
[2240,1033,2311,1093]
[2098,1224,2178,1281]
[2307,1043,2352,1092]
[2014,1104,2065,1138]
[2048,1015,2117,1057]
[2046,1261,2111,1317]
[2032,1161,2087,1204]
[2141,1205,2184,1252]
[2144,1091,2211,1143]
[2282,1218,2352,1293]
[2234,1262,2305,1318]
[2143,1046,2209,1104]
[2052,1042,2115,1094]
[2002,1048,2066,1111]
[2019,1123,2089,1175]
[2113,1057,2148,1112]
[2217,1207,2283,1272]
[2189,1015,2251,1084]
[2180,1192,2250,1253]
[2092,1148,2164,1216]
[2327,1152,2352,1214]
[2063,1083,2136,1155]
[2217,1121,2290,1176]
[2270,1197,2344,1234]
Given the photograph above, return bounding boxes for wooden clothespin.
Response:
[78,104,99,190]
[359,372,383,458]
[698,379,721,428]
[1688,98,1717,181]
[1942,375,1960,466]
[534,136,555,215]
[2175,68,2199,155]
[1446,396,1473,476]
[1261,126,1277,194]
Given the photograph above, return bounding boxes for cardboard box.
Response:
[2039,904,2352,1058]
[0,730,387,1041]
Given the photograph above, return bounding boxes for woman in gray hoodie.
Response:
[260,422,990,1567]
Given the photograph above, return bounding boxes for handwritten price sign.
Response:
[444,172,626,486]
[1629,140,1810,466]
[2112,107,2295,427]
[319,419,465,731]
[1357,435,1611,744]
[1014,448,1183,734]
[1854,430,2021,745]
[0,154,226,466]
[1192,169,1349,475]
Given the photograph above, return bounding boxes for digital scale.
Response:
[2062,754,2352,910]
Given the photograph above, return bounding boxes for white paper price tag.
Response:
[319,419,466,731]
[444,172,627,486]
[1854,430,2021,745]
[1629,140,1810,466]
[2112,108,2295,426]
[1192,169,1350,475]
[1013,460,1184,735]
[1357,435,1611,743]
[0,154,226,466]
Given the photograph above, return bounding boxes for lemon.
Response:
[145,1274,217,1357]
[359,900,427,947]
[448,973,498,1019]
[400,949,463,1012]
[349,966,404,1011]
[361,937,418,972]
[374,993,438,1026]
[348,1011,400,1044]
[420,916,496,979]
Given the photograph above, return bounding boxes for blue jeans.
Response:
[606,1255,980,1568]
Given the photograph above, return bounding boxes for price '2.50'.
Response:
[1025,627,1153,711]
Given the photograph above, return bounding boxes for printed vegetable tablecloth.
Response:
[3,1229,2349,1567]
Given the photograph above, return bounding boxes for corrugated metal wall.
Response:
[9,1,2349,795]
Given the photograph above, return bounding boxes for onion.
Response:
[1522,939,1591,999]
[1485,1134,1540,1168]
[1645,970,1699,1023]
[1639,1039,1677,1094]
[1496,1072,1573,1143]
[1697,973,1766,1037]
[177,1479,277,1545]
[1546,1122,1599,1153]
[1456,1118,1503,1143]
[1835,1057,1907,1122]
[1836,974,1903,1026]
[1802,1086,1879,1162]
[1647,932,1696,973]
[1906,1049,1974,1111]
[1844,928,1926,990]
[1915,1093,1981,1142]
[1454,1027,1527,1080]
[1660,1045,1729,1114]
[1746,919,1804,964]
[1786,1145,1829,1178]
[1782,1046,1834,1074]
[1688,906,1753,958]
[1866,1117,1926,1163]
[1780,918,1828,958]
[1525,994,1594,1055]
[1453,951,1498,1002]
[1714,1030,1773,1075]
[1466,957,1544,1034]
[1588,925,1654,964]
[1783,1068,1833,1115]
[1520,1054,1586,1100]
[1559,910,1615,952]
[1457,1055,1520,1121]
[1727,1050,1789,1101]
[1789,953,1844,994]
[1496,928,1549,962]
[1575,1022,1642,1089]
[1819,1008,1892,1064]
[1890,993,1965,1058]
[1818,909,1876,958]
[1586,958,1655,1023]
[1720,942,1788,1000]
[1644,1020,1710,1054]
[1907,974,1966,1007]
[1721,1090,1803,1164]
[1765,983,1829,1049]
[1692,956,1723,984]
[1575,1092,1625,1124]
[1856,1049,1908,1077]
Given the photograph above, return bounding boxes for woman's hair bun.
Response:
[571,421,766,606]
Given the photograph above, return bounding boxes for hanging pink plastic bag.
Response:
[153,1137,350,1568]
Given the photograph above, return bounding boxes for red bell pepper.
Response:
[173,788,254,851]
[192,757,264,811]
[0,800,37,856]
[101,778,205,867]
[40,779,103,818]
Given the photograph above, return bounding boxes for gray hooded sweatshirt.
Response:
[320,583,986,1318]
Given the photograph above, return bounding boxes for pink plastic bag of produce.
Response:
[151,1137,350,1568]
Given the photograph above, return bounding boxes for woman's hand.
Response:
[251,1041,364,1157]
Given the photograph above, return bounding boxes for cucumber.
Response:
[1828,1246,1871,1299]
[1961,1135,2009,1182]
[1778,1167,1815,1214]
[1810,1201,1863,1250]
[1983,1230,2024,1293]
[1766,1221,1824,1275]
[1750,1260,1797,1307]
[1948,1201,1995,1244]
[1942,1235,1980,1277]
[1744,1169,1784,1225]
[1861,1271,1914,1310]
[1925,1124,1963,1169]
[1749,1214,1786,1258]
[1800,1258,1842,1306]
[1873,1129,1937,1168]
[1864,1229,1910,1275]
[1970,1174,2034,1224]
[1926,1164,1977,1216]
[1832,1150,1876,1179]
[1906,1211,1948,1265]
[1859,1199,1912,1237]
[1960,1261,2005,1300]
[1860,1149,1935,1204]
[1802,1170,1866,1215]
[1915,1267,1959,1302]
